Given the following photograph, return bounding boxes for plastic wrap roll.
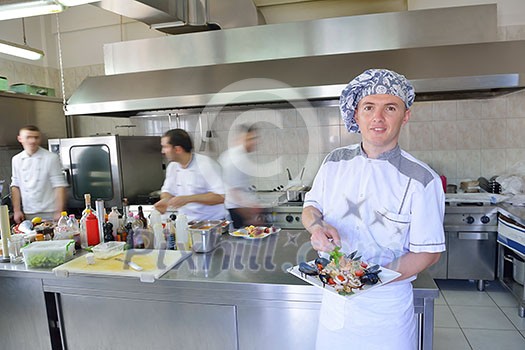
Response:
[1,205,11,260]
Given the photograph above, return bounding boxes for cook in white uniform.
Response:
[154,129,227,221]
[302,69,445,350]
[11,125,67,223]
[218,124,262,228]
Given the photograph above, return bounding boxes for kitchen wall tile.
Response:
[456,150,481,180]
[256,108,279,128]
[432,151,457,179]
[213,111,238,132]
[505,148,525,170]
[505,24,525,40]
[410,101,433,122]
[506,118,525,148]
[497,26,507,40]
[302,153,323,185]
[295,107,319,130]
[507,89,525,118]
[408,122,433,151]
[277,108,297,128]
[317,106,340,126]
[481,149,507,179]
[481,98,507,119]
[275,128,298,154]
[432,121,457,150]
[409,150,434,169]
[398,125,409,150]
[182,115,199,134]
[457,99,482,120]
[480,119,507,149]
[318,125,340,153]
[432,101,457,121]
[456,120,481,150]
[339,127,362,147]
[255,128,278,155]
[255,154,283,187]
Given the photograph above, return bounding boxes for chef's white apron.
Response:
[316,281,417,350]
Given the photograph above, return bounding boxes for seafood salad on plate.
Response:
[229,225,281,239]
[289,247,400,297]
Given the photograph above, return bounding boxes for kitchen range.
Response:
[428,201,499,291]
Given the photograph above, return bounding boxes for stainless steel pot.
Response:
[286,185,310,202]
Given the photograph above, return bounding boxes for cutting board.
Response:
[53,249,191,283]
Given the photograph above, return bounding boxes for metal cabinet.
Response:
[59,293,238,350]
[0,276,52,350]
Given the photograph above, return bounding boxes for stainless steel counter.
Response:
[0,230,439,350]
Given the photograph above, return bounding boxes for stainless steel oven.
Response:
[49,135,165,209]
[428,204,498,290]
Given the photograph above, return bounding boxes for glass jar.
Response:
[9,234,27,264]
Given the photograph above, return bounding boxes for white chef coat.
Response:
[11,147,67,215]
[218,145,258,209]
[161,153,227,221]
[304,143,445,350]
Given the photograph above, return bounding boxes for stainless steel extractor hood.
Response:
[65,4,525,117]
[94,0,263,34]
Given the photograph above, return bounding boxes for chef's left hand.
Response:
[168,196,188,209]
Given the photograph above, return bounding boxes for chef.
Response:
[154,128,227,221]
[302,69,445,349]
[218,124,262,228]
[11,125,68,223]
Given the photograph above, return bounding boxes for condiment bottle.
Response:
[85,209,100,246]
[175,213,189,250]
[150,209,165,249]
[108,207,120,240]
[137,206,148,229]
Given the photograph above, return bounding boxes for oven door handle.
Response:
[458,232,488,240]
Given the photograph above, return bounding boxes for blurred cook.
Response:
[11,125,67,223]
[154,129,227,221]
[218,124,262,228]
[302,69,445,349]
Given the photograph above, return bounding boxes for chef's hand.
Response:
[154,198,169,214]
[14,210,25,224]
[53,210,62,222]
[167,196,188,209]
[310,222,340,253]
[302,206,341,252]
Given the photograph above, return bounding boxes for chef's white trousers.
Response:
[315,281,417,350]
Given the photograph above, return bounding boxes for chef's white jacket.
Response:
[11,147,67,215]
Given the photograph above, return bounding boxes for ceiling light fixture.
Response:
[0,38,44,60]
[0,0,64,21]
[57,0,98,6]
[0,18,44,60]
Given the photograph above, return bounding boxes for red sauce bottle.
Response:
[86,210,100,246]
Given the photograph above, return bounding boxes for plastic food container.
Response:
[188,221,222,253]
[92,241,126,259]
[21,240,75,268]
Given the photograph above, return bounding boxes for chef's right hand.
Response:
[14,210,25,224]
[309,222,341,253]
[153,198,169,214]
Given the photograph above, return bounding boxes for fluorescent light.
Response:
[57,0,98,6]
[0,1,64,21]
[0,39,44,60]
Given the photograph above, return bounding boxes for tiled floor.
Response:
[434,279,525,350]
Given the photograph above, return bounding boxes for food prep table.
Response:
[0,230,439,350]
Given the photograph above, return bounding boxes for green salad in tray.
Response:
[22,240,75,268]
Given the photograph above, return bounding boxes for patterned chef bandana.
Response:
[340,69,415,133]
